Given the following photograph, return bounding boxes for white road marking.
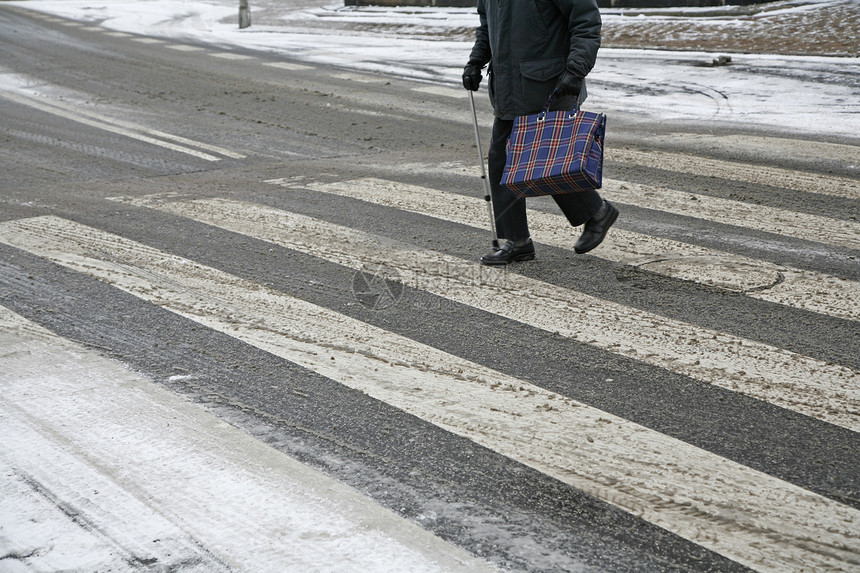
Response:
[0,90,219,161]
[0,306,491,573]
[41,96,247,159]
[81,26,101,31]
[103,31,131,37]
[0,87,245,160]
[210,52,254,60]
[654,133,860,167]
[0,216,856,572]
[358,162,857,251]
[601,178,859,251]
[607,147,860,200]
[307,50,368,62]
[279,177,858,322]
[264,61,313,71]
[332,72,387,83]
[113,198,859,432]
[131,37,165,44]
[412,85,467,99]
[167,44,205,52]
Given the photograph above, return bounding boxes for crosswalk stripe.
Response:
[646,133,860,167]
[601,178,859,251]
[108,197,858,432]
[1,215,857,571]
[606,147,860,200]
[278,176,858,322]
[0,306,490,572]
[355,163,858,251]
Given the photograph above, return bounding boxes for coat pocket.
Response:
[519,57,565,114]
[520,57,565,82]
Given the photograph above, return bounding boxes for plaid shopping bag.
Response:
[501,106,606,198]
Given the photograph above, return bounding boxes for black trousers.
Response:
[488,117,604,241]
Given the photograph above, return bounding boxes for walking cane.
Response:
[468,90,500,250]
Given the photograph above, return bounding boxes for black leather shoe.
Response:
[574,201,618,254]
[480,240,536,266]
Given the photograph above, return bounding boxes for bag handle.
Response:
[538,88,580,122]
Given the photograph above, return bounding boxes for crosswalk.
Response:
[1,152,858,570]
[95,195,854,431]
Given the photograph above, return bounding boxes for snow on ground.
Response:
[0,308,495,572]
[9,0,860,140]
[598,0,860,57]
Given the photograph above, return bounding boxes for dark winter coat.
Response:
[468,0,602,120]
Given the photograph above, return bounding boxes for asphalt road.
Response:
[1,5,858,572]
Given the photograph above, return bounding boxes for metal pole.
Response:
[239,0,251,29]
[468,90,499,249]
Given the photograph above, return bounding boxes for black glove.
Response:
[462,61,484,91]
[554,67,583,99]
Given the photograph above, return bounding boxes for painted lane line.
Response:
[103,31,131,37]
[0,88,245,160]
[20,93,247,160]
[167,44,206,52]
[332,72,387,83]
[412,86,467,99]
[282,177,858,322]
[264,62,313,71]
[607,147,860,200]
[601,178,859,251]
[131,37,165,44]
[210,52,254,60]
[0,216,856,572]
[113,197,859,432]
[0,306,490,573]
[307,50,368,62]
[0,90,221,161]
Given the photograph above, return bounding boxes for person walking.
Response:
[463,0,618,266]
